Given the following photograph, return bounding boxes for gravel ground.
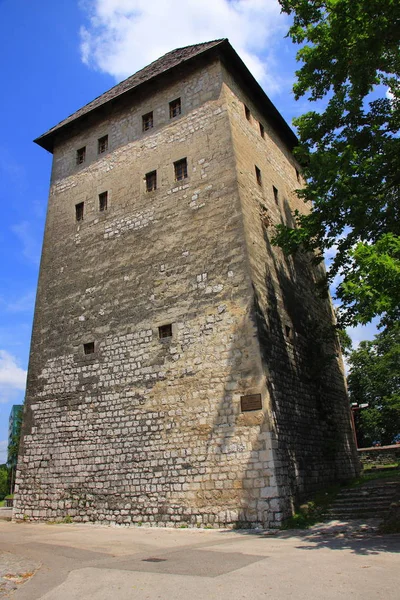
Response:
[0,551,40,598]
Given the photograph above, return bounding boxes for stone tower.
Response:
[14,40,359,527]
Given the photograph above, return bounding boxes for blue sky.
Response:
[0,0,378,462]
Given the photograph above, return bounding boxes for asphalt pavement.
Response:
[0,520,399,599]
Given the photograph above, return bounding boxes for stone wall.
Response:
[222,66,359,519]
[359,446,400,468]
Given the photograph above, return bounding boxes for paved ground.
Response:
[0,520,399,600]
[0,509,12,522]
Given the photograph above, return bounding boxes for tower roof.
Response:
[35,39,297,152]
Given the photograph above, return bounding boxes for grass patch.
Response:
[0,500,5,507]
[363,463,399,471]
[348,468,400,488]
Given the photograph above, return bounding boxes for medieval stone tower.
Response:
[14,39,359,528]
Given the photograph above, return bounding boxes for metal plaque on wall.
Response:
[240,394,262,412]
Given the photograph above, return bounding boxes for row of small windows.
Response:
[254,165,280,206]
[76,98,182,166]
[76,161,282,222]
[244,104,265,140]
[83,324,172,354]
[142,98,182,132]
[245,104,301,183]
[77,135,108,165]
[75,191,108,221]
[75,159,188,221]
[145,158,187,192]
[142,98,181,132]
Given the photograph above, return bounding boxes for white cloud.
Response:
[0,351,27,404]
[0,440,7,465]
[386,87,394,100]
[80,0,288,91]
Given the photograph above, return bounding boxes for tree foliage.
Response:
[7,409,23,495]
[7,410,22,469]
[275,0,400,328]
[0,465,8,501]
[347,323,400,446]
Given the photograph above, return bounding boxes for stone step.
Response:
[326,511,388,519]
[338,488,398,498]
[332,497,394,505]
[321,478,400,523]
[326,505,390,514]
[329,504,393,512]
[327,515,385,521]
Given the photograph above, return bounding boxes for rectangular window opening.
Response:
[255,166,262,186]
[98,135,108,154]
[174,158,187,181]
[142,111,154,131]
[259,122,265,138]
[145,170,157,192]
[169,98,181,119]
[75,202,84,222]
[273,185,279,205]
[244,105,251,121]
[83,342,95,355]
[76,147,86,165]
[99,191,108,211]
[159,324,172,339]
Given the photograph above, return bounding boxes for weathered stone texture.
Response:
[222,67,359,518]
[14,45,359,528]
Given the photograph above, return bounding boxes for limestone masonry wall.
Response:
[14,53,359,528]
[222,66,359,518]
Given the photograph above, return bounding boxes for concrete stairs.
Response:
[325,478,400,520]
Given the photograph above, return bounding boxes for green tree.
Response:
[274,0,400,328]
[7,409,23,494]
[0,465,8,501]
[347,323,400,446]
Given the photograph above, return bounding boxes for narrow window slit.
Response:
[169,98,181,119]
[142,112,154,131]
[75,202,84,222]
[255,166,262,186]
[145,170,157,192]
[98,135,108,154]
[76,147,86,165]
[99,191,108,211]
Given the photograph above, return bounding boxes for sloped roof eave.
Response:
[34,39,228,152]
[34,39,297,153]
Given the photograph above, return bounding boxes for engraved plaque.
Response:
[240,394,262,412]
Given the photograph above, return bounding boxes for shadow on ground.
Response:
[218,522,400,556]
